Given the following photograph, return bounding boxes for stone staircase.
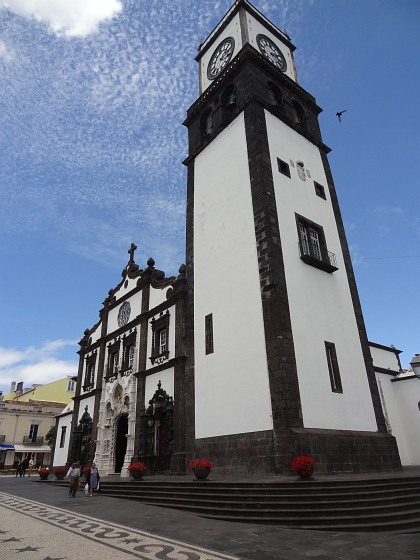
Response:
[96,475,420,533]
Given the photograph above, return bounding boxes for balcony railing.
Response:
[298,241,338,273]
[22,436,44,445]
[0,435,5,442]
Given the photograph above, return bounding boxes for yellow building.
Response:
[3,377,76,404]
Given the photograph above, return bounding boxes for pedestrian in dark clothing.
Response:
[15,462,22,477]
[21,458,29,477]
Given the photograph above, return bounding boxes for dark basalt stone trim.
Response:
[244,99,303,435]
[184,160,196,455]
[374,366,400,376]
[193,427,401,475]
[369,341,403,354]
[320,153,389,435]
[72,387,101,402]
[135,355,188,377]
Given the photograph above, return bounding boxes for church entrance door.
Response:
[115,415,128,473]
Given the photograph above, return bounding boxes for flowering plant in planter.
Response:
[53,466,66,474]
[188,459,213,470]
[82,466,91,476]
[38,468,49,479]
[290,456,317,477]
[127,462,148,475]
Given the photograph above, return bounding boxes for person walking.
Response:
[20,457,29,477]
[15,461,22,477]
[65,460,81,497]
[28,456,34,477]
[86,463,100,497]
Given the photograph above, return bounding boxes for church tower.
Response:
[183,0,400,473]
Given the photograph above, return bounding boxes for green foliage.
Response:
[45,425,56,445]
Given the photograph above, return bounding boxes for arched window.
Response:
[291,100,306,126]
[201,108,214,136]
[222,84,236,112]
[267,81,282,107]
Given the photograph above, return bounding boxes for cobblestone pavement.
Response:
[1,474,420,560]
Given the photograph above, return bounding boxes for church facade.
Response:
[65,0,401,476]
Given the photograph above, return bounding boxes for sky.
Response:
[0,0,419,397]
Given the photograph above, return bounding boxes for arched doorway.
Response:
[115,415,128,473]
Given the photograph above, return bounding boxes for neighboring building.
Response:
[64,0,403,476]
[372,344,420,466]
[0,399,66,469]
[3,377,76,404]
[52,402,74,467]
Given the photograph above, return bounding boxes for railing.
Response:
[22,436,44,445]
[298,242,338,273]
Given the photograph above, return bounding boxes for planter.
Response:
[55,472,65,480]
[192,467,211,480]
[39,473,49,480]
[130,471,144,480]
[297,470,314,480]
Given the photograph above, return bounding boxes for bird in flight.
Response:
[336,109,347,122]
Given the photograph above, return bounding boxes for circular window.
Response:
[118,301,131,327]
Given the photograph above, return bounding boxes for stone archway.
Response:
[115,414,128,473]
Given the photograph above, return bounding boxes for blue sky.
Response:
[0,0,419,397]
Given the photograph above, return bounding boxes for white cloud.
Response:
[1,0,122,37]
[0,340,78,395]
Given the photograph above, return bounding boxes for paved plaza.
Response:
[1,474,420,560]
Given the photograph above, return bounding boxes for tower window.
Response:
[314,181,326,199]
[201,109,214,136]
[296,215,338,273]
[59,426,67,448]
[291,100,306,126]
[84,352,97,389]
[150,311,170,365]
[267,81,282,107]
[105,342,119,381]
[277,158,291,178]
[222,85,236,112]
[122,331,136,373]
[325,342,343,393]
[205,314,214,355]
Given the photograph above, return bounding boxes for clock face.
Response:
[118,301,131,327]
[207,37,235,80]
[257,34,287,72]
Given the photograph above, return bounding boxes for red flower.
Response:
[188,459,213,470]
[53,466,66,474]
[127,462,147,473]
[290,456,317,476]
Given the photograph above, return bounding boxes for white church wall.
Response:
[145,368,174,405]
[265,111,378,432]
[199,12,241,94]
[246,18,296,82]
[391,377,420,465]
[194,113,273,439]
[375,372,411,465]
[370,344,401,372]
[78,396,95,422]
[53,413,72,466]
[107,292,142,334]
[89,323,101,345]
[149,286,172,311]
